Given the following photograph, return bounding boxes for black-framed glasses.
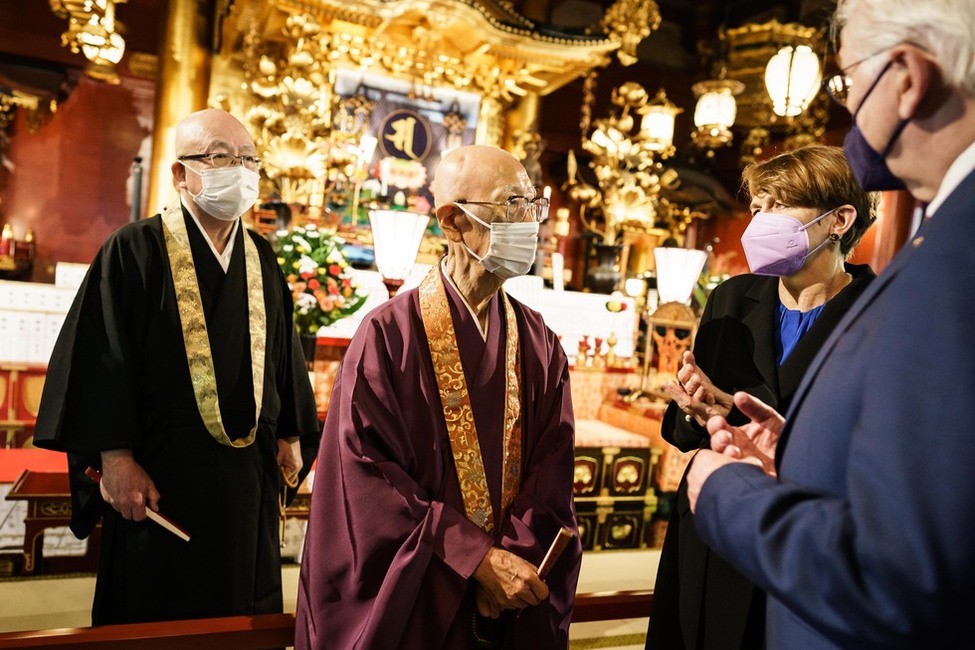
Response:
[822,47,891,107]
[455,195,550,223]
[179,152,263,171]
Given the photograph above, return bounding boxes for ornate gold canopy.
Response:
[211,0,653,145]
[147,0,660,213]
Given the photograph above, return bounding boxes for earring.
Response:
[829,233,840,243]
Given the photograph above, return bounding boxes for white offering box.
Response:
[0,263,85,364]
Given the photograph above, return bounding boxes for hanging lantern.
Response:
[691,79,744,148]
[639,90,683,156]
[765,45,822,117]
[51,0,127,83]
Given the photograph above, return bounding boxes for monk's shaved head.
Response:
[433,145,533,211]
[174,109,255,158]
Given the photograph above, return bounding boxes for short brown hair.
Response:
[741,145,876,256]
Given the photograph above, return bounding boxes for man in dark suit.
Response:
[684,0,975,647]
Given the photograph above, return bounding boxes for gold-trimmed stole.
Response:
[161,201,266,448]
[419,267,522,536]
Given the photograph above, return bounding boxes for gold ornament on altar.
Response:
[242,13,376,216]
[568,79,709,247]
[601,0,661,67]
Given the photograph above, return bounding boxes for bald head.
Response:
[433,145,533,211]
[174,109,255,159]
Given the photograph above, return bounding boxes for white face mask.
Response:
[182,163,260,222]
[456,204,539,280]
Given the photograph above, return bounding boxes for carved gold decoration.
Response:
[213,0,654,163]
[21,376,45,418]
[569,80,708,246]
[573,457,599,495]
[613,457,645,494]
[601,0,661,66]
[40,501,73,517]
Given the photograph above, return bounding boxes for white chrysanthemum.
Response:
[296,293,317,313]
[298,254,318,276]
[326,250,343,264]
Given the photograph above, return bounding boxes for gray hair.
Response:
[834,0,975,96]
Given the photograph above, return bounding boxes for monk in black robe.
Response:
[33,109,320,625]
[296,145,582,648]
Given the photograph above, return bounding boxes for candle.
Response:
[551,252,564,292]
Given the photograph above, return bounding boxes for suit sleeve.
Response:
[694,274,975,647]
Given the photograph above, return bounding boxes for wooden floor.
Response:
[0,549,659,647]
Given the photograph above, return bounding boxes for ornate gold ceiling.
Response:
[214,0,652,105]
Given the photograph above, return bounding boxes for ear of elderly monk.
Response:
[296,144,582,649]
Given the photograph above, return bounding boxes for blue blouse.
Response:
[775,302,827,365]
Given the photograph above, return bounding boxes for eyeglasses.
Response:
[455,195,550,223]
[178,152,263,171]
[822,47,890,107]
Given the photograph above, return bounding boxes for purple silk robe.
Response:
[296,269,582,649]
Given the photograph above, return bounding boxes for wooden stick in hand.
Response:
[538,526,574,580]
[84,467,191,542]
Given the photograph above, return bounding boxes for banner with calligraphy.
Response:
[335,71,479,214]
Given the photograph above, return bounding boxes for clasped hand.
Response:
[663,351,734,426]
[686,392,784,513]
[472,547,549,618]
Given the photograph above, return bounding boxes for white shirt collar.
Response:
[181,197,239,273]
[440,258,489,341]
[925,140,975,217]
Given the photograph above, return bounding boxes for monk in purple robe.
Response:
[296,145,582,649]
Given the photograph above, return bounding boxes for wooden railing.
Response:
[0,591,652,649]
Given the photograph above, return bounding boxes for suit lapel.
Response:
[772,178,971,466]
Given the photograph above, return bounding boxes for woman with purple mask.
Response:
[647,145,875,650]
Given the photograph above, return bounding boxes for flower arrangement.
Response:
[273,224,368,336]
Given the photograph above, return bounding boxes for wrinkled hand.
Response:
[707,392,783,476]
[276,437,302,485]
[662,351,734,426]
[685,393,785,514]
[472,547,549,618]
[99,449,160,521]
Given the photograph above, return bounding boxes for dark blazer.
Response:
[694,168,975,648]
[648,263,875,650]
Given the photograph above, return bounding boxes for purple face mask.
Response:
[740,208,837,277]
[843,60,908,192]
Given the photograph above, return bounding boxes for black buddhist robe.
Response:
[33,206,320,625]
